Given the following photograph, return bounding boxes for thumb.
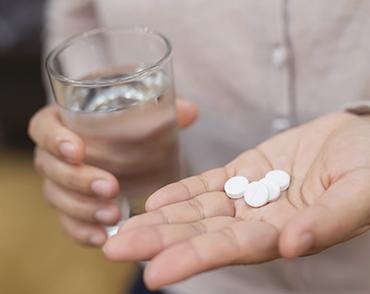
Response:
[175,99,198,129]
[279,169,370,258]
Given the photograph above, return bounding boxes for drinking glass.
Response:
[46,27,180,237]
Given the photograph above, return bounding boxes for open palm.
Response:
[104,112,370,289]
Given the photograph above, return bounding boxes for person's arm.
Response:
[29,1,199,247]
[103,112,370,290]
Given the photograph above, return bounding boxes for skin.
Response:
[102,112,370,290]
[28,100,198,246]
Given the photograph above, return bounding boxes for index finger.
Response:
[28,105,84,163]
[145,167,230,211]
[144,221,279,290]
[145,148,272,211]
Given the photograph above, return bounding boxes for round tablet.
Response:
[265,170,290,191]
[259,178,281,202]
[243,181,269,208]
[224,176,249,199]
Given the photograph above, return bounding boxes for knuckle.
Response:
[188,197,205,219]
[189,221,206,234]
[198,173,210,192]
[68,203,82,218]
[71,201,95,221]
[44,132,58,153]
[85,214,97,224]
[64,171,82,190]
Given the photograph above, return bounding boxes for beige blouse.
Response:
[45,0,370,293]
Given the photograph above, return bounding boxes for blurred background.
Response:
[0,0,135,293]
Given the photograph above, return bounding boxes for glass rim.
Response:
[45,26,172,87]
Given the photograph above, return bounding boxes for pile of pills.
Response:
[224,170,290,208]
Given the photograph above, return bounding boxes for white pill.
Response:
[224,176,249,199]
[243,181,269,208]
[265,170,290,191]
[259,178,281,202]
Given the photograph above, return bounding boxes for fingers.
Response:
[43,180,121,225]
[175,99,198,129]
[227,148,274,180]
[146,149,273,212]
[279,169,370,258]
[145,167,230,211]
[126,191,234,231]
[28,105,84,164]
[58,214,107,246]
[143,221,279,290]
[104,216,235,261]
[35,148,119,198]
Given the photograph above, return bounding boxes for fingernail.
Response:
[95,208,116,224]
[89,233,106,246]
[59,141,77,159]
[91,180,113,197]
[296,232,314,255]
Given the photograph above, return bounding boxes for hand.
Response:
[103,112,370,289]
[28,99,198,246]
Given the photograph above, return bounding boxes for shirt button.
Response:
[271,117,291,133]
[272,46,288,67]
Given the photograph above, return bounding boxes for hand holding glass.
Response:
[46,28,180,237]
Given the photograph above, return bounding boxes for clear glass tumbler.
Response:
[46,27,180,237]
